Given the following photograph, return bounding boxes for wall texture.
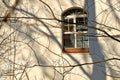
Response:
[0,0,120,80]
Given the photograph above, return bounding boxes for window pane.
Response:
[77,33,88,48]
[64,25,74,32]
[62,8,89,50]
[64,18,73,24]
[77,25,87,31]
[64,18,74,32]
[69,18,73,23]
[76,17,87,25]
[63,34,75,48]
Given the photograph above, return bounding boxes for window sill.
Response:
[63,48,89,53]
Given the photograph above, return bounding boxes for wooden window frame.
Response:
[62,7,89,53]
[63,48,89,53]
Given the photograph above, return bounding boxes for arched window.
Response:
[62,7,89,53]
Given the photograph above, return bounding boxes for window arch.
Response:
[62,7,89,53]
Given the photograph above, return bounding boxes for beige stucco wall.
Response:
[0,0,120,80]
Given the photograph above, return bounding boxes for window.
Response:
[62,7,89,53]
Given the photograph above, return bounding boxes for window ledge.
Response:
[63,48,89,53]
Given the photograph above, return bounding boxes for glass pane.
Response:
[64,18,73,24]
[64,25,74,32]
[64,18,74,32]
[77,25,87,31]
[69,18,73,23]
[76,17,87,25]
[64,19,68,25]
[77,33,88,48]
[64,34,75,48]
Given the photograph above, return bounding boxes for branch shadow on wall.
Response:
[66,0,106,80]
[1,0,113,80]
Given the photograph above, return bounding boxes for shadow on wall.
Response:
[1,0,64,80]
[108,0,120,26]
[102,0,120,79]
[66,0,106,80]
[87,0,106,80]
[1,0,109,80]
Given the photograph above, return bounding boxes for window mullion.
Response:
[68,19,70,31]
[62,8,89,53]
[73,15,77,48]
